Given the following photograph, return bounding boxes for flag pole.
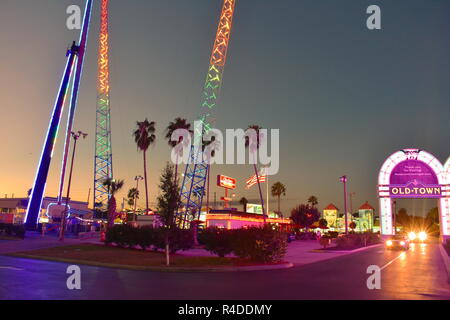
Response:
[266,168,269,218]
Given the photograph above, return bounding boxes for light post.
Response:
[133,175,143,223]
[339,175,348,235]
[133,175,143,213]
[60,131,88,241]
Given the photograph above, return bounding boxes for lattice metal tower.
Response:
[93,0,113,207]
[179,0,236,224]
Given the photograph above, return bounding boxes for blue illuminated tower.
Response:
[25,0,93,228]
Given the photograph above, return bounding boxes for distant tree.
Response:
[102,178,125,228]
[133,119,156,213]
[271,182,286,217]
[27,188,32,198]
[426,207,439,224]
[349,221,357,231]
[307,196,318,207]
[319,218,328,229]
[156,163,180,266]
[245,125,265,222]
[165,118,192,185]
[127,188,139,210]
[290,204,320,230]
[396,208,410,226]
[239,197,249,212]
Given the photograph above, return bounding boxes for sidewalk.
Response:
[178,240,379,266]
[0,232,88,255]
[1,233,377,268]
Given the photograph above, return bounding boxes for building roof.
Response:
[323,203,339,211]
[0,197,88,209]
[359,201,375,211]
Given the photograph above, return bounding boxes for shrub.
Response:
[152,227,194,253]
[326,231,339,238]
[231,226,287,263]
[198,227,233,257]
[136,225,157,250]
[105,224,137,247]
[0,223,26,239]
[105,225,194,253]
[335,232,380,249]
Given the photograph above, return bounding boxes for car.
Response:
[386,235,410,250]
[407,231,428,243]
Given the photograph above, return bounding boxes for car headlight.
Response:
[400,241,405,246]
[408,232,417,241]
[386,240,393,246]
[418,231,427,241]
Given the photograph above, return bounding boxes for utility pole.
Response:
[60,131,88,241]
[340,175,349,235]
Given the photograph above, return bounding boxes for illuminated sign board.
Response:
[217,175,236,189]
[247,203,263,214]
[379,159,444,199]
[389,184,442,198]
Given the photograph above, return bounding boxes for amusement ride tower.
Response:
[178,0,237,225]
[93,0,114,208]
[24,0,93,228]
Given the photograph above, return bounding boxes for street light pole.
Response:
[60,131,88,241]
[340,175,349,235]
[133,175,143,221]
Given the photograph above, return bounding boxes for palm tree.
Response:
[307,195,318,208]
[245,124,266,223]
[271,182,286,217]
[165,118,192,185]
[102,178,125,228]
[133,119,156,213]
[239,197,248,212]
[127,187,139,211]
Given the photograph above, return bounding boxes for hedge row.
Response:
[0,223,26,239]
[198,226,287,263]
[105,225,193,253]
[335,232,380,249]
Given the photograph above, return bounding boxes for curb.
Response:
[5,253,294,273]
[438,244,450,282]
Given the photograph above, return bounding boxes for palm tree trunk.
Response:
[253,163,266,224]
[278,194,281,217]
[143,151,149,212]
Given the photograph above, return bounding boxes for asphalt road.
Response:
[0,243,449,300]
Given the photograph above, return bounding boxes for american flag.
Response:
[246,172,266,189]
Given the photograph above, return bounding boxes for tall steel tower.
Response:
[93,0,113,208]
[24,0,93,228]
[179,0,236,224]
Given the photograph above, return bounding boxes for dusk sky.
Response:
[0,0,448,215]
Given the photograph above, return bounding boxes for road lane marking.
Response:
[380,252,406,271]
[0,266,24,271]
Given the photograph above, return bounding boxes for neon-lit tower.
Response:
[93,0,113,208]
[25,0,93,228]
[179,0,236,224]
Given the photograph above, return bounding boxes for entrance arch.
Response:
[378,149,449,242]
